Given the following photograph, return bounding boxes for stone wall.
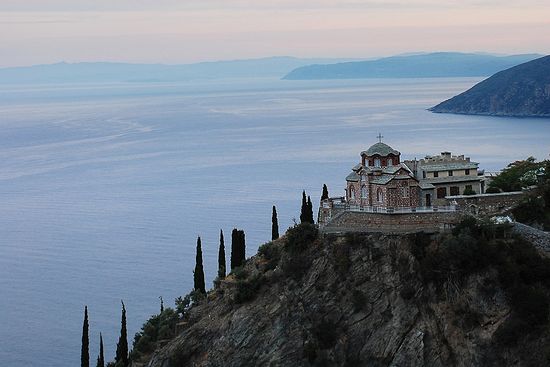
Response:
[447,191,525,216]
[322,210,461,233]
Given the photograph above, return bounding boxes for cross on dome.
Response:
[377,133,384,143]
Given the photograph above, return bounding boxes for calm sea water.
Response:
[0,77,549,366]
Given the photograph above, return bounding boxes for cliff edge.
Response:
[141,221,550,367]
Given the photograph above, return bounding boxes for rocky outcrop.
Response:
[143,226,550,367]
[430,55,550,117]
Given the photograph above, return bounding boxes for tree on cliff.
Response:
[321,184,329,201]
[96,333,104,367]
[231,229,246,270]
[194,236,206,294]
[272,206,279,240]
[307,196,314,224]
[81,306,89,367]
[115,301,129,367]
[300,191,308,223]
[218,230,226,279]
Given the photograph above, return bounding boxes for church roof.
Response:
[346,171,360,182]
[361,142,400,157]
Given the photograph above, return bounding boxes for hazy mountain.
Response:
[283,52,542,80]
[430,55,550,117]
[0,57,365,84]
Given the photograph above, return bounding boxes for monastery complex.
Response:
[319,137,524,232]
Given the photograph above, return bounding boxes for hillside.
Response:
[282,52,541,80]
[430,55,550,117]
[0,57,363,84]
[135,221,550,367]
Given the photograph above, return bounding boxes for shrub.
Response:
[463,187,477,195]
[234,275,264,304]
[285,223,318,253]
[313,319,338,349]
[232,266,248,280]
[131,308,179,361]
[352,290,367,311]
[485,186,501,194]
[258,241,281,270]
[400,285,416,300]
[281,254,311,280]
[303,341,318,363]
[333,244,351,276]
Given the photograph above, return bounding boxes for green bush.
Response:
[258,241,281,270]
[313,319,338,349]
[352,290,367,311]
[285,223,318,253]
[131,308,179,361]
[232,266,248,280]
[463,187,477,195]
[234,275,264,304]
[485,186,501,194]
[281,254,311,280]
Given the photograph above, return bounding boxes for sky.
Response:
[0,0,549,67]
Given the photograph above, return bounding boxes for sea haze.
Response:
[0,78,549,366]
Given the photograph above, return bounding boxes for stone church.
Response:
[345,140,421,208]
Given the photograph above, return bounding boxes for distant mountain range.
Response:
[0,57,365,84]
[282,52,542,80]
[430,55,550,117]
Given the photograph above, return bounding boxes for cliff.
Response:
[141,222,550,367]
[430,55,550,117]
[282,53,541,80]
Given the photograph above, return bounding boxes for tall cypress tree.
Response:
[81,306,89,367]
[159,296,164,313]
[300,190,307,223]
[272,205,279,240]
[218,229,226,279]
[96,333,104,367]
[115,301,128,367]
[231,229,246,270]
[321,184,329,201]
[307,196,314,224]
[194,236,206,294]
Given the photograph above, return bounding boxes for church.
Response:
[345,137,421,208]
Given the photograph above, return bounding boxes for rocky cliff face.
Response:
[144,224,550,367]
[430,55,550,117]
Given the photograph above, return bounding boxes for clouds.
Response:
[0,1,549,67]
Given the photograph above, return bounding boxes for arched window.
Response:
[350,186,356,200]
[387,158,393,166]
[361,185,368,198]
[374,158,381,168]
[377,188,384,203]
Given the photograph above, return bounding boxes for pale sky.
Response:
[1,0,549,67]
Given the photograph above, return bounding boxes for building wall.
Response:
[348,178,419,208]
[362,153,400,167]
[322,210,461,233]
[447,192,525,216]
[425,168,478,178]
[432,181,483,206]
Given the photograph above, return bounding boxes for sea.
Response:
[0,77,549,366]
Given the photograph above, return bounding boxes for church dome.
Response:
[361,142,400,157]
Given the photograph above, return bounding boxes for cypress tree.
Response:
[96,333,104,367]
[321,184,329,201]
[300,190,307,223]
[115,301,128,367]
[218,230,226,279]
[272,205,279,240]
[81,306,89,367]
[307,195,314,224]
[231,229,246,270]
[194,236,206,294]
[159,296,164,313]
